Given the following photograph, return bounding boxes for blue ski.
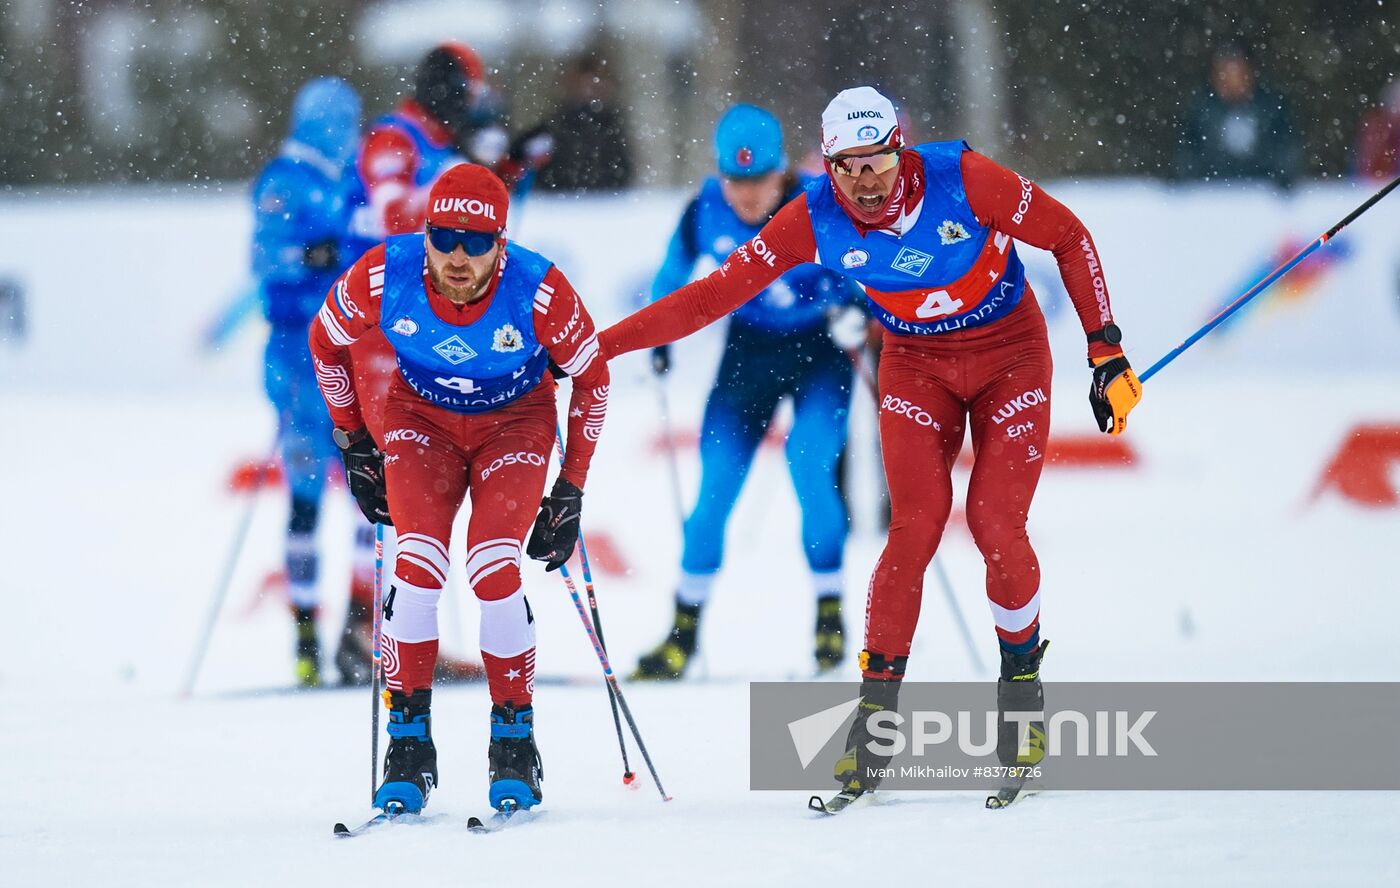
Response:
[467,803,541,833]
[333,803,417,837]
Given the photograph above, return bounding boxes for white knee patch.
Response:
[988,588,1041,633]
[396,532,450,587]
[479,587,535,658]
[465,537,522,592]
[381,578,442,644]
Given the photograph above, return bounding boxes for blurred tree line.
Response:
[1,0,1395,188]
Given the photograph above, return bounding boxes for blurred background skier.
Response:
[249,76,375,687]
[631,104,866,680]
[344,40,553,260]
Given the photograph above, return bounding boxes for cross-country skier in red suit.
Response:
[310,163,607,815]
[599,86,1142,808]
[344,41,553,684]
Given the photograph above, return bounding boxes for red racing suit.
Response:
[600,149,1119,676]
[311,240,609,705]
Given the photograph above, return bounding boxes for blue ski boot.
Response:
[374,690,437,813]
[488,703,542,811]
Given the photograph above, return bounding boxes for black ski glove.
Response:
[651,345,671,376]
[526,477,583,572]
[335,427,392,525]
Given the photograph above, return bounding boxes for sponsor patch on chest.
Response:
[937,220,970,245]
[433,334,477,365]
[841,248,869,269]
[492,323,525,353]
[891,246,934,278]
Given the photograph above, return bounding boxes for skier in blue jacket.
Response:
[250,76,374,686]
[633,105,865,679]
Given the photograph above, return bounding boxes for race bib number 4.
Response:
[435,376,481,394]
[914,289,965,319]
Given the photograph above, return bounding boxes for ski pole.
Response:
[1140,173,1400,383]
[931,555,985,675]
[843,347,982,672]
[371,522,385,805]
[651,369,689,535]
[553,424,635,786]
[180,436,277,698]
[558,561,672,801]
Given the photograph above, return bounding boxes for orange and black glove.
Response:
[1087,325,1142,436]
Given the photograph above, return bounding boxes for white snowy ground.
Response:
[2,187,1399,885]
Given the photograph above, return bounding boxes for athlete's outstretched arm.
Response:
[599,195,818,358]
[961,151,1119,360]
[307,245,386,431]
[534,267,610,489]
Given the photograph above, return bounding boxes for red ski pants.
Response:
[865,297,1052,676]
[378,376,556,706]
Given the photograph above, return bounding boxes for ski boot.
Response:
[631,599,702,680]
[813,657,903,813]
[488,703,543,811]
[293,606,321,687]
[814,595,845,673]
[375,690,437,813]
[833,671,902,796]
[986,640,1049,810]
[334,599,373,685]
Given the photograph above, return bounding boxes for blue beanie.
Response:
[289,77,362,167]
[714,104,786,178]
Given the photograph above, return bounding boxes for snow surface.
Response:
[1,187,1398,886]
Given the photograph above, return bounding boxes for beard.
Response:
[428,257,489,304]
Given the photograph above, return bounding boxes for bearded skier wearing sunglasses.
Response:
[309,163,609,816]
[336,41,554,687]
[600,86,1142,810]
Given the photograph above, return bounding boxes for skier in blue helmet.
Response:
[250,76,376,686]
[633,104,867,679]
